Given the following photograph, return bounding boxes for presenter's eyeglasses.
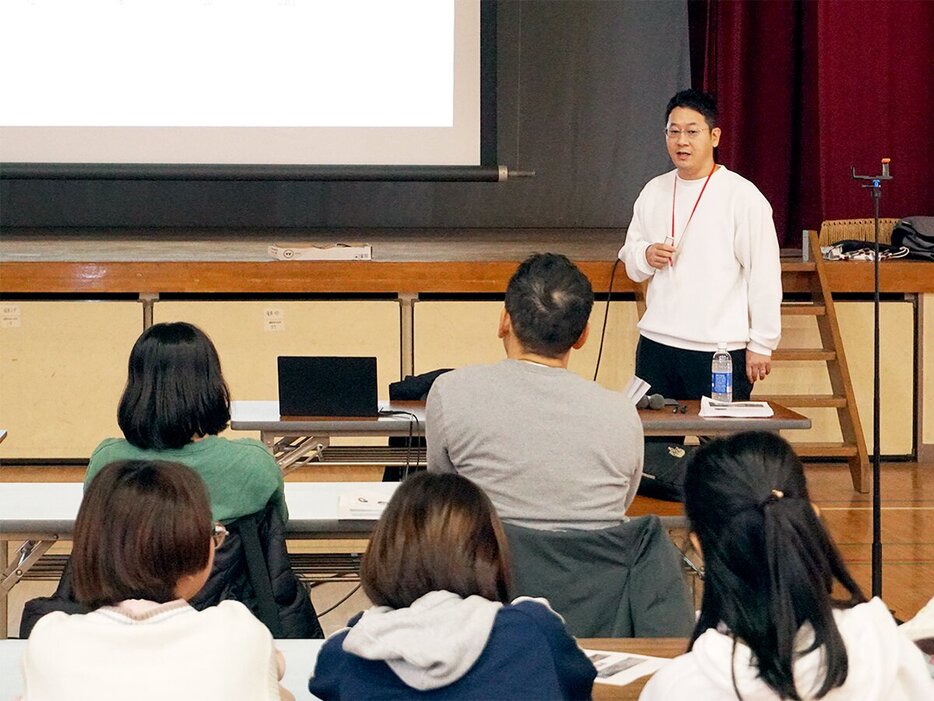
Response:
[211,523,228,549]
[664,127,709,140]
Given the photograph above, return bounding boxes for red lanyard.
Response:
[669,162,717,253]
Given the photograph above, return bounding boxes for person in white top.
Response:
[619,89,782,402]
[640,432,933,700]
[20,459,293,701]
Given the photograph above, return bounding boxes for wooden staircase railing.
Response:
[755,232,869,492]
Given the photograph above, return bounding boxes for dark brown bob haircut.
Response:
[72,460,213,608]
[361,472,511,609]
[118,321,230,450]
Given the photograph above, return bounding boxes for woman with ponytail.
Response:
[640,431,931,700]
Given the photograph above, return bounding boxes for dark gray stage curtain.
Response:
[0,1,689,230]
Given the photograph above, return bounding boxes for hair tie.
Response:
[761,489,785,508]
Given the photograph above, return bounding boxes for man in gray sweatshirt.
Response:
[426,253,644,530]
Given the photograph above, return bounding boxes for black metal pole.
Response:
[851,159,890,600]
[871,181,882,598]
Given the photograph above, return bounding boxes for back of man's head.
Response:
[505,253,594,358]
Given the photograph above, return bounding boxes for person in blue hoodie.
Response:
[308,472,596,700]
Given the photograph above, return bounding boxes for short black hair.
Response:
[666,88,718,129]
[118,322,230,450]
[504,253,594,357]
[73,460,213,607]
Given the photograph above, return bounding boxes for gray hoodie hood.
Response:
[690,598,930,700]
[341,590,503,691]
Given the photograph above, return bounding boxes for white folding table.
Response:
[231,400,426,473]
[0,482,398,639]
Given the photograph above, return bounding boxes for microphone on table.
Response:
[637,393,687,413]
[636,393,665,410]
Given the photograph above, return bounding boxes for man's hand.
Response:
[746,351,771,384]
[645,243,676,269]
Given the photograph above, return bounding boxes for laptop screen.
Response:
[277,356,379,418]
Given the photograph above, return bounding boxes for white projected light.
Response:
[0,0,481,166]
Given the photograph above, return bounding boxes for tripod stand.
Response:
[850,158,892,598]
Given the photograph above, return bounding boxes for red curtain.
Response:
[691,0,934,245]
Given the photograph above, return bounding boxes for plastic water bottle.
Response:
[711,343,733,403]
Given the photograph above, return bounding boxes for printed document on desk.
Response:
[623,375,651,405]
[584,648,669,686]
[700,396,774,418]
[338,491,390,519]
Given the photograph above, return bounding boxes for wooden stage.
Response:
[2,228,933,295]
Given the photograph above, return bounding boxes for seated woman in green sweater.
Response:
[87,321,286,523]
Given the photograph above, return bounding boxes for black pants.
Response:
[634,336,753,402]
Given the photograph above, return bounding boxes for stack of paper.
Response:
[584,648,670,687]
[623,376,651,406]
[699,396,774,418]
[338,492,389,520]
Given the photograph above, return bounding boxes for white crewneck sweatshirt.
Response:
[21,600,282,701]
[619,166,782,355]
[639,598,934,700]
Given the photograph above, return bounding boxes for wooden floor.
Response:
[3,460,933,626]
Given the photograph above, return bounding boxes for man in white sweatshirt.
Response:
[619,89,782,401]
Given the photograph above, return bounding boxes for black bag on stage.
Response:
[636,442,695,502]
[891,216,934,261]
[388,368,453,401]
[382,368,452,481]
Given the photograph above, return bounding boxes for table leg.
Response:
[1,538,57,639]
[0,541,7,639]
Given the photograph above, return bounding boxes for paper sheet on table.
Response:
[623,375,651,406]
[699,396,774,418]
[338,492,389,519]
[583,648,670,686]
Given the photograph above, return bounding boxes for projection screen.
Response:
[0,0,483,169]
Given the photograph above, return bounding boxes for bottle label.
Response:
[712,372,732,395]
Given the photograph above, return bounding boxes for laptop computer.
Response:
[277,356,379,418]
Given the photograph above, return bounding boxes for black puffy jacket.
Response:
[21,501,323,639]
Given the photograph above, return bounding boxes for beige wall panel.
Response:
[0,302,141,458]
[924,295,933,446]
[414,302,502,371]
[155,302,401,443]
[572,302,641,391]
[779,408,842,444]
[413,301,640,391]
[837,302,913,455]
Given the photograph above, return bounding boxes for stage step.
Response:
[794,443,860,459]
[780,261,817,272]
[772,348,837,362]
[754,394,847,408]
[781,303,826,316]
